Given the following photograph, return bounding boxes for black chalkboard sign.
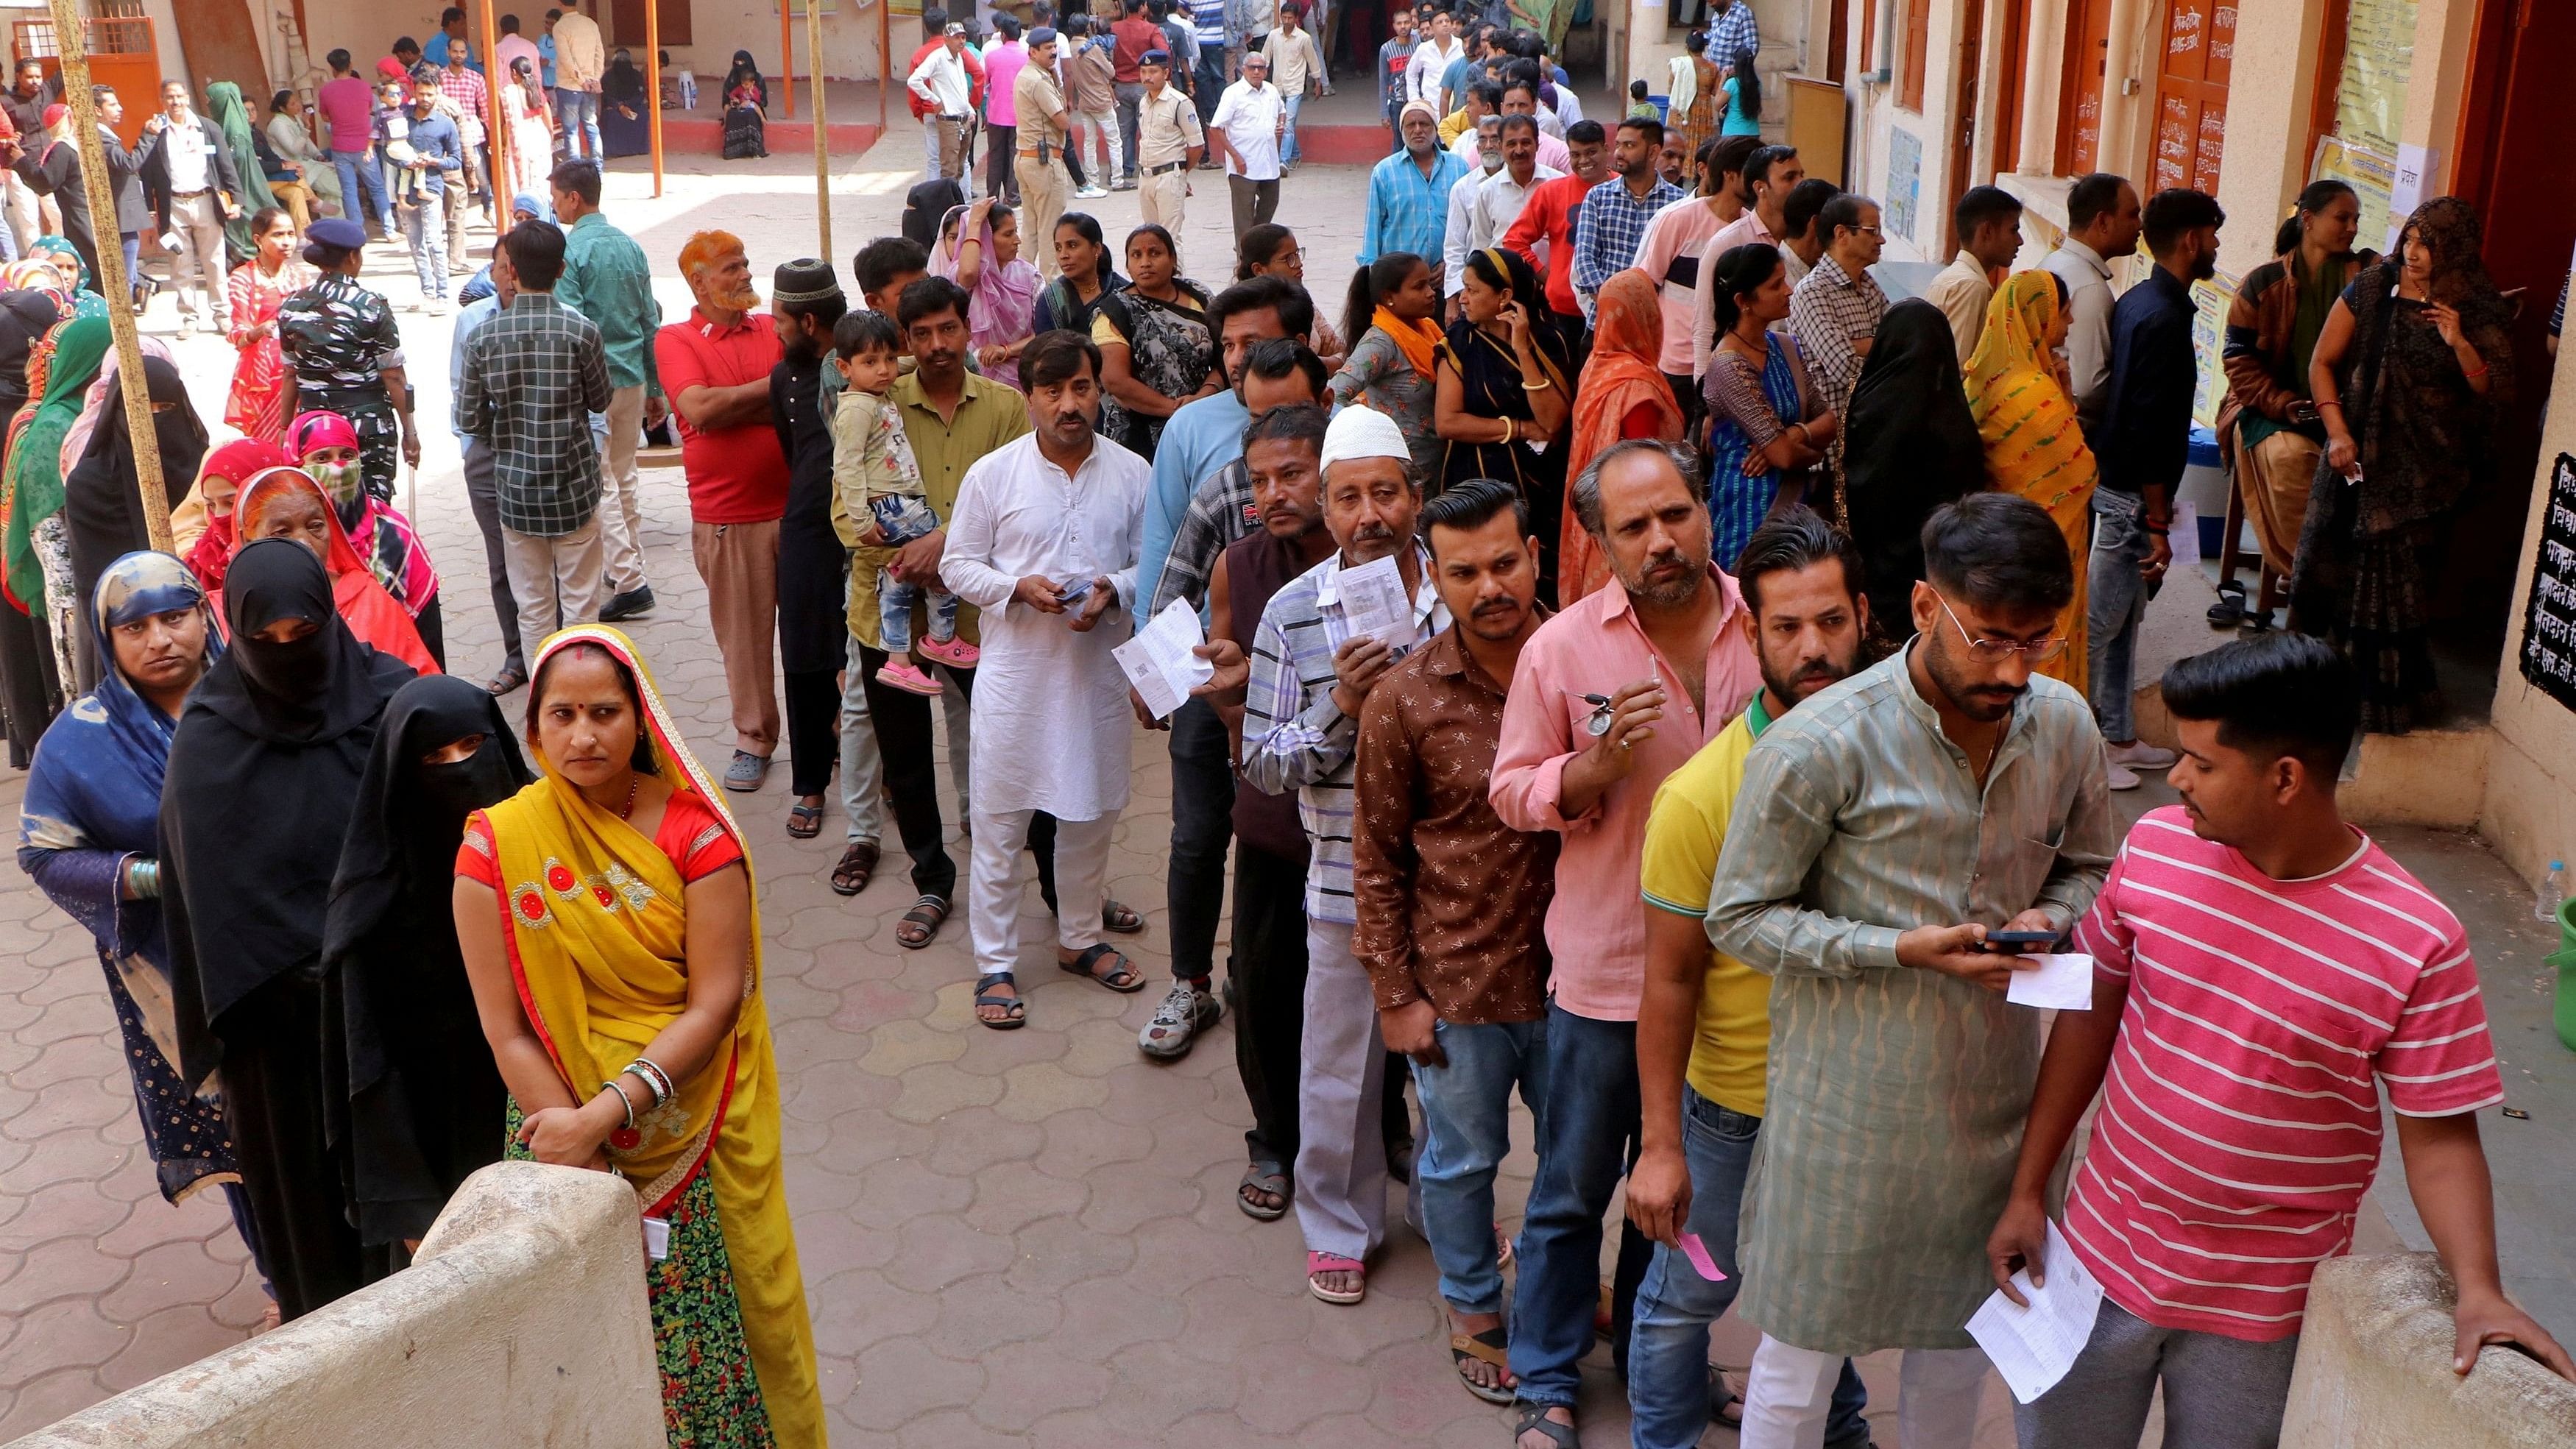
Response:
[2519,452,2576,714]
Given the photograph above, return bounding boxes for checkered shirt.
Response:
[1361,146,1471,266]
[1572,175,1685,308]
[1147,459,1256,618]
[1786,253,1887,475]
[1710,1,1761,65]
[456,293,614,536]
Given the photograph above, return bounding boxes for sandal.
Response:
[974,972,1025,1030]
[1497,1222,1513,1269]
[1101,898,1144,934]
[484,664,527,696]
[1449,1324,1516,1405]
[1306,1250,1365,1305]
[1237,1161,1288,1220]
[1512,1403,1579,1449]
[830,840,880,896]
[895,894,949,949]
[1058,942,1144,992]
[787,800,823,838]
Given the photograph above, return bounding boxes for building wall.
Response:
[2483,323,2576,887]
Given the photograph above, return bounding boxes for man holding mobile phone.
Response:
[1704,494,2115,1449]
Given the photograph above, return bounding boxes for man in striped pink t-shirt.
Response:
[1989,634,2571,1447]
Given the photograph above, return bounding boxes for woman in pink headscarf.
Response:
[932,196,1041,389]
[286,409,444,667]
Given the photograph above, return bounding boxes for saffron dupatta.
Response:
[475,625,821,1448]
[1561,269,1685,604]
[1965,272,2095,688]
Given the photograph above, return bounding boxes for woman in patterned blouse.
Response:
[275,220,418,505]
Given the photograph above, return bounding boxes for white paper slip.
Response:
[1965,1220,2105,1404]
[1334,553,1419,651]
[1112,597,1216,721]
[2007,952,2095,1010]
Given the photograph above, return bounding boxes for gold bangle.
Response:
[1521,377,1551,391]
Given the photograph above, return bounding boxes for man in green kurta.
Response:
[1706,493,2115,1449]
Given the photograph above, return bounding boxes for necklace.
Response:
[613,773,640,820]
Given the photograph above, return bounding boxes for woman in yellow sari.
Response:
[1964,270,2095,690]
[453,626,821,1448]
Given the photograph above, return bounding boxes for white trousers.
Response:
[1741,1336,1990,1449]
[1292,917,1388,1262]
[966,807,1116,979]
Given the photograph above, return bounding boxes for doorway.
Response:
[1942,0,1986,256]
[2149,0,2231,195]
[2053,0,2112,176]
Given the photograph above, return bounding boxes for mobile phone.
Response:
[1055,577,1094,606]
[1982,929,2060,953]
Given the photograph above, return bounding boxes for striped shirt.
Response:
[1144,458,1256,618]
[1705,642,2116,1352]
[1360,146,1471,266]
[1241,545,1450,923]
[2062,807,2505,1342]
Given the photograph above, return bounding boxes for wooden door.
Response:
[1943,0,1986,255]
[610,0,692,49]
[171,0,270,100]
[1992,0,2030,177]
[2151,0,2232,195]
[2054,0,2113,176]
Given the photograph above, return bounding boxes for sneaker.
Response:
[177,313,198,339]
[1138,979,1221,1060]
[2105,760,2142,791]
[598,585,657,622]
[1076,184,1108,198]
[916,634,980,668]
[1110,178,1138,192]
[877,659,944,696]
[2106,739,2178,771]
[428,297,452,316]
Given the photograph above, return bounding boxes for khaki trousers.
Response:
[600,384,650,594]
[2234,428,2321,578]
[1016,153,1069,283]
[931,115,970,179]
[1139,167,1187,230]
[692,517,782,757]
[501,514,606,644]
[169,192,230,327]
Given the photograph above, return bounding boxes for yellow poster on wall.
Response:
[2315,135,2396,263]
[2332,0,2416,159]
[2190,269,2237,431]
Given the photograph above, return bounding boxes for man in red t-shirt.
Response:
[1501,117,1608,369]
[653,229,790,791]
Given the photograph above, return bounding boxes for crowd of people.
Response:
[3,3,2572,1448]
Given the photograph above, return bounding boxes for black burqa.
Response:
[64,355,207,629]
[769,339,849,798]
[0,288,68,765]
[1839,298,1989,642]
[160,539,416,1321]
[322,676,531,1247]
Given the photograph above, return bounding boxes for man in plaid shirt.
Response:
[459,220,613,641]
[1708,0,1761,70]
[1572,116,1682,321]
[1786,192,1887,497]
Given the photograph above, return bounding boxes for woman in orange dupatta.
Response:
[1560,269,1685,605]
[217,467,438,676]
[453,627,821,1448]
[1964,270,2095,690]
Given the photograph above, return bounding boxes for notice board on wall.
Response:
[2333,0,2417,159]
[2518,453,2576,716]
[1885,127,1922,244]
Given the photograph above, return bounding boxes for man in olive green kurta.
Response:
[1705,495,2114,1448]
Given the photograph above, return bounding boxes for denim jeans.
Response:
[1194,54,1227,121]
[1114,80,1144,177]
[877,571,960,655]
[1507,1002,1640,1409]
[1627,1088,1872,1449]
[2086,486,2147,742]
[1165,696,1234,983]
[397,192,447,299]
[1281,91,1303,165]
[331,148,392,232]
[554,88,601,160]
[1412,1016,1547,1315]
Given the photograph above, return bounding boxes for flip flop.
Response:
[1306,1250,1365,1305]
[1450,1324,1516,1405]
[1237,1161,1288,1221]
[1058,942,1143,992]
[786,801,823,838]
[974,971,1025,1030]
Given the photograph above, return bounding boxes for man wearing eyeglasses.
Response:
[1704,491,2115,1449]
[1786,191,1886,500]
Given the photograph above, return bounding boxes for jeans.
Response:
[554,88,601,160]
[1070,109,1121,188]
[1412,1016,1547,1316]
[459,439,523,677]
[1627,1088,1871,1449]
[878,572,960,655]
[1281,91,1303,165]
[2087,486,2148,742]
[1166,697,1234,983]
[1114,81,1144,177]
[331,148,392,232]
[398,192,447,298]
[1507,1002,1641,1409]
[1194,54,1227,122]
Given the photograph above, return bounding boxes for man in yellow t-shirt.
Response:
[1621,508,1878,1449]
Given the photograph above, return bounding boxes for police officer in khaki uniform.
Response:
[1014,28,1075,281]
[1134,49,1204,231]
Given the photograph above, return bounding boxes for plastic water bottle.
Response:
[2538,861,2566,923]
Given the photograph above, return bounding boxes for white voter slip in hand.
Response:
[2006,952,2095,1011]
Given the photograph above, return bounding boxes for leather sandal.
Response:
[974,971,1025,1030]
[1512,1403,1579,1449]
[1101,898,1144,934]
[895,894,949,949]
[830,840,880,896]
[1058,942,1143,991]
[1450,1324,1515,1404]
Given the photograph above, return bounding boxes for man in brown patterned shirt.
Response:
[1351,477,1557,1403]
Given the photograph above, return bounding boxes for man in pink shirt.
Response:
[315,49,390,238]
[1990,631,2572,1445]
[982,16,1030,204]
[1490,438,1761,1447]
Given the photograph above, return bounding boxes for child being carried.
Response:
[829,309,979,697]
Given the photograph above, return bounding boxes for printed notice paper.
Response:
[1335,553,1419,651]
[1966,1220,2105,1404]
[2007,953,2096,1011]
[1112,598,1215,721]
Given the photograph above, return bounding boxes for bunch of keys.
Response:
[1571,691,1616,737]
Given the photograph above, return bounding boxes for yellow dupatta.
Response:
[1964,272,2096,690]
[478,625,822,1448]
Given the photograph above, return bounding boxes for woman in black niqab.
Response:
[322,674,531,1248]
[1839,297,1989,642]
[64,354,208,628]
[160,538,414,1321]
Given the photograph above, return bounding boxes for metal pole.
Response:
[646,0,663,198]
[877,0,889,139]
[810,0,829,260]
[45,0,166,553]
[779,0,795,118]
[475,0,509,212]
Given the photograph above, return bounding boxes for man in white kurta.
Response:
[940,331,1153,1021]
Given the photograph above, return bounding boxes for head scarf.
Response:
[931,203,1041,389]
[63,355,210,618]
[0,259,58,293]
[605,49,646,105]
[61,334,177,482]
[377,56,412,82]
[1844,297,1990,628]
[31,235,102,311]
[17,550,222,1077]
[203,82,278,264]
[1560,269,1683,606]
[0,315,111,609]
[183,439,294,596]
[160,537,416,1091]
[2397,196,2510,325]
[321,673,531,1244]
[724,49,766,107]
[0,287,66,414]
[286,409,440,613]
[224,467,441,676]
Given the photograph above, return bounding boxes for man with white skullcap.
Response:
[1206,403,1448,1306]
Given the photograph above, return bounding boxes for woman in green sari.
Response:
[203,82,280,267]
[0,315,112,692]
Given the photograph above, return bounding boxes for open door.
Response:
[171,0,271,99]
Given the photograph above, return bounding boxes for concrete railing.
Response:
[6,1162,661,1449]
[2282,1253,2576,1449]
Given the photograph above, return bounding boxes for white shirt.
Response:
[941,431,1152,820]
[1408,37,1463,107]
[2041,237,2115,424]
[1209,79,1284,182]
[909,45,974,118]
[1446,162,1560,295]
[1550,84,1583,127]
[162,113,210,194]
[1443,162,1500,296]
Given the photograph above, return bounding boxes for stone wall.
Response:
[3,1163,660,1449]
[2282,1253,2576,1449]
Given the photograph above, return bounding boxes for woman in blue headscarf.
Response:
[16,553,268,1303]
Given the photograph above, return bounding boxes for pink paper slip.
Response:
[1678,1233,1727,1283]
